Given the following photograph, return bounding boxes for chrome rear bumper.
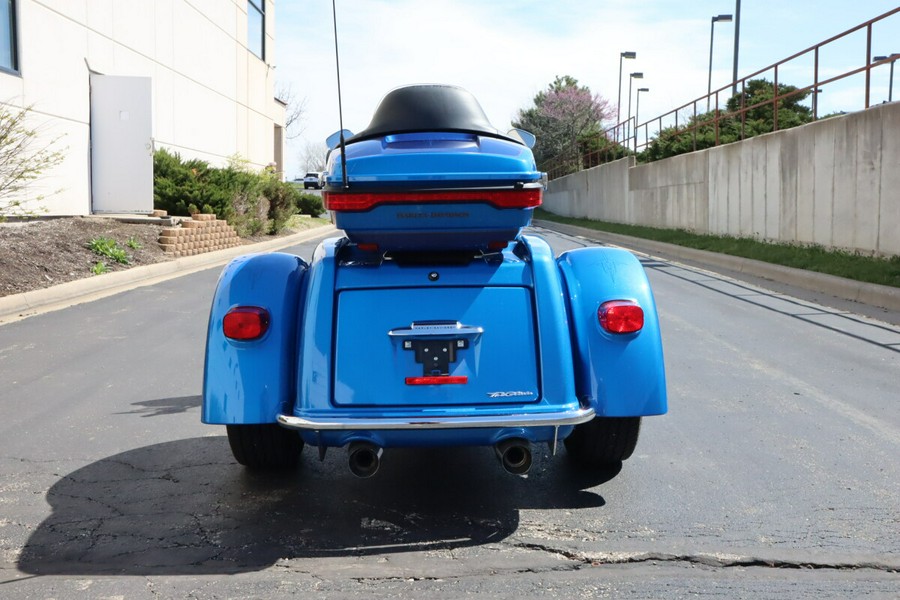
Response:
[276,407,595,431]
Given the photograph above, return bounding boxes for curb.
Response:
[534,220,900,313]
[0,225,337,325]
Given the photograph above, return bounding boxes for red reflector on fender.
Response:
[598,300,644,334]
[405,376,469,385]
[325,188,542,211]
[223,307,270,340]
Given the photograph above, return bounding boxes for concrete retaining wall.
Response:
[545,101,900,256]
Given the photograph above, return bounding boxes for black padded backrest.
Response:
[350,84,514,143]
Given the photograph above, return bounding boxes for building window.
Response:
[248,0,264,60]
[1,0,18,73]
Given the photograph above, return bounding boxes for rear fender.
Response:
[557,247,667,416]
[202,252,308,424]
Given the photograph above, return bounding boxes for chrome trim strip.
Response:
[388,321,484,339]
[276,407,595,431]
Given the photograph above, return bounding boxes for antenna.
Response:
[331,0,349,190]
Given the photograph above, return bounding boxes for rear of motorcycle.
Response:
[202,85,667,477]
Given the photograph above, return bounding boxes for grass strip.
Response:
[534,208,900,289]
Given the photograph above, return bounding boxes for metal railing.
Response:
[545,7,900,180]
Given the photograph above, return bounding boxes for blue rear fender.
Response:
[202,252,308,424]
[557,247,667,417]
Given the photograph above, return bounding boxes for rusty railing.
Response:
[545,7,900,180]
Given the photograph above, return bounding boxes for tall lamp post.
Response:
[635,87,649,153]
[617,51,637,145]
[627,72,644,150]
[874,53,899,102]
[732,0,741,96]
[708,14,733,111]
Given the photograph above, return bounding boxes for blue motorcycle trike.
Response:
[202,85,667,478]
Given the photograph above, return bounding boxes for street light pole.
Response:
[627,72,643,150]
[708,14,733,111]
[892,59,897,103]
[617,51,637,145]
[732,0,741,97]
[874,54,899,102]
[635,87,649,153]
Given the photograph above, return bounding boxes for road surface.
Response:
[0,226,897,598]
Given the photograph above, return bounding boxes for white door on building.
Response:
[90,75,153,214]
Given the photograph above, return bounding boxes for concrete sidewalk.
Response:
[534,220,900,315]
[0,224,337,325]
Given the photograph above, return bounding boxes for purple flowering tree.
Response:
[513,76,613,175]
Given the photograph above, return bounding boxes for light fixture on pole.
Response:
[635,87,649,152]
[708,13,733,111]
[617,51,637,145]
[874,53,900,102]
[627,72,643,149]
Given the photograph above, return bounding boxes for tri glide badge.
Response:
[487,391,535,398]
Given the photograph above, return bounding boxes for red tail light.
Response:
[598,300,644,334]
[325,188,542,211]
[405,376,468,385]
[223,307,270,340]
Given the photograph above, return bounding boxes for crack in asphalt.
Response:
[510,541,900,573]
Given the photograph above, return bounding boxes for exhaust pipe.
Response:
[348,442,383,478]
[495,438,532,475]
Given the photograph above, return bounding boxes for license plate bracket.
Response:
[404,338,469,376]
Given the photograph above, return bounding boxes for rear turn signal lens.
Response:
[223,307,270,340]
[598,300,644,334]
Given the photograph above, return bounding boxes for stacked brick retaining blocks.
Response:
[157,213,242,257]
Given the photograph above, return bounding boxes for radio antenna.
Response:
[331,0,349,190]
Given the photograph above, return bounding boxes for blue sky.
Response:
[276,1,900,178]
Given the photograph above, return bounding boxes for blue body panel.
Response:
[557,248,668,416]
[286,235,586,449]
[201,238,668,446]
[334,286,540,407]
[327,133,542,188]
[202,252,308,424]
[331,202,533,252]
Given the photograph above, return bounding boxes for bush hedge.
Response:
[153,148,324,236]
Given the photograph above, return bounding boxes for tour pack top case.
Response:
[323,84,544,252]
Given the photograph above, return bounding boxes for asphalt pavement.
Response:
[1,225,897,598]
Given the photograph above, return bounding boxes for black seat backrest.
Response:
[349,84,512,143]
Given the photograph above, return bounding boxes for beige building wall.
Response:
[0,0,284,216]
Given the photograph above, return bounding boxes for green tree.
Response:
[725,78,813,132]
[643,79,813,162]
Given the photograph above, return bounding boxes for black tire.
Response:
[226,424,304,470]
[564,416,641,467]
